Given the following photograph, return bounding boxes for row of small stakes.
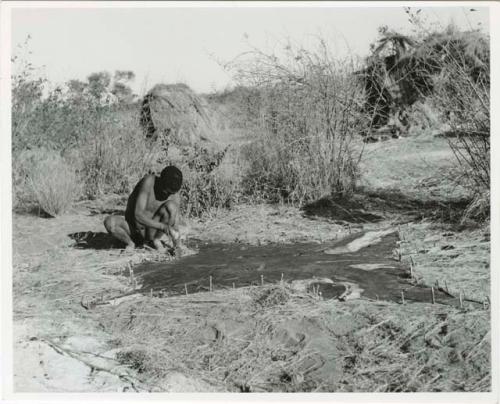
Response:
[397,226,489,310]
[126,263,284,297]
[124,231,489,310]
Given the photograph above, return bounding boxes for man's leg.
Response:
[103,215,135,250]
[147,203,181,252]
[164,200,181,248]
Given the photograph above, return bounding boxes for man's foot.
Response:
[152,239,167,253]
[173,246,182,258]
[125,243,135,252]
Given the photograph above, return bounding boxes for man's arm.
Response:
[165,197,181,248]
[134,177,168,232]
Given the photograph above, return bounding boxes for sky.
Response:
[11,4,490,95]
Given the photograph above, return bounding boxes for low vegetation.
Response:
[12,20,490,221]
[225,41,369,205]
[13,148,80,216]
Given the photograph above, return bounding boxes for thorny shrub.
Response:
[430,33,490,221]
[171,145,241,217]
[227,39,369,205]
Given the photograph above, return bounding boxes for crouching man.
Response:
[104,165,183,254]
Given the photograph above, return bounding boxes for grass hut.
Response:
[140,83,215,150]
[359,27,489,134]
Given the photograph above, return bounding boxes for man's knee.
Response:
[104,216,114,233]
[157,204,177,227]
[157,206,169,223]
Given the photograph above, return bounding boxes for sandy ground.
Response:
[11,203,352,392]
[359,134,469,200]
[11,203,490,392]
[10,135,491,393]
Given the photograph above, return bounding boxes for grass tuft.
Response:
[14,149,80,216]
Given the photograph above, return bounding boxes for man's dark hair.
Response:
[160,165,183,193]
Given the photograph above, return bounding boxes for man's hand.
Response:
[169,227,180,247]
[159,223,181,251]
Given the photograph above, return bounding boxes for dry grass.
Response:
[99,284,490,392]
[398,221,490,303]
[13,149,81,216]
[71,112,163,199]
[338,300,490,392]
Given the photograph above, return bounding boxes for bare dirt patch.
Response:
[187,203,350,245]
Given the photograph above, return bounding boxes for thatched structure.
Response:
[358,28,489,131]
[140,83,214,149]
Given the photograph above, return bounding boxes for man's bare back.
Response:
[104,166,183,252]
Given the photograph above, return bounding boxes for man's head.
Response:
[158,165,183,196]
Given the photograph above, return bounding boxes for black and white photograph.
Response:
[0,1,498,400]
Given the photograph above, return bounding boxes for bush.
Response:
[12,64,98,154]
[72,111,164,199]
[167,144,241,217]
[429,31,490,191]
[228,40,368,205]
[12,44,158,202]
[11,59,237,217]
[419,26,490,221]
[182,169,240,217]
[13,149,80,216]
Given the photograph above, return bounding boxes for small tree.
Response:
[112,70,136,103]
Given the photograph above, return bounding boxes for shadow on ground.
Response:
[13,206,55,218]
[302,195,384,224]
[302,189,471,225]
[87,208,125,217]
[68,231,123,250]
